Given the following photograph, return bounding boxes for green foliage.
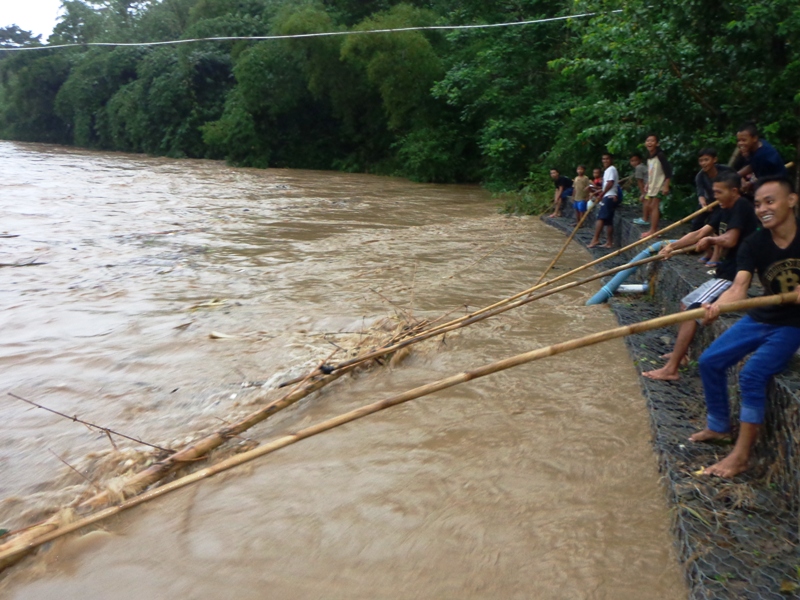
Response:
[498,169,554,215]
[0,0,797,202]
[341,4,443,130]
[0,51,71,143]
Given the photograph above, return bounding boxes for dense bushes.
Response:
[0,0,797,202]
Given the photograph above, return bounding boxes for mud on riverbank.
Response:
[544,206,800,600]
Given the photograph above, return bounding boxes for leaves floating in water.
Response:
[779,580,798,594]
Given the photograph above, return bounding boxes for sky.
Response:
[1,0,64,39]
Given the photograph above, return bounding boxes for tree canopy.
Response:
[1,0,798,205]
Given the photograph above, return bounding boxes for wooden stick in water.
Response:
[2,290,795,570]
[534,204,594,285]
[277,241,690,390]
[302,201,719,379]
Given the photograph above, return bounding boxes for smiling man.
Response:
[642,171,757,382]
[736,122,787,192]
[691,176,800,477]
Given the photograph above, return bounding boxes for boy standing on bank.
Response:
[642,172,758,381]
[642,134,673,239]
[572,165,591,223]
[692,176,800,478]
[588,153,619,249]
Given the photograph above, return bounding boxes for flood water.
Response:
[0,141,685,599]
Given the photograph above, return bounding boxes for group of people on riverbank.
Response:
[548,134,673,249]
[553,123,798,478]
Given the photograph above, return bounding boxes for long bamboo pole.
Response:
[1,290,795,570]
[73,357,361,511]
[285,200,718,382]
[73,243,692,515]
[534,204,594,285]
[74,319,429,511]
[277,233,686,391]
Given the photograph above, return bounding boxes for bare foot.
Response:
[587,241,599,248]
[601,242,614,248]
[702,452,750,478]
[640,231,655,239]
[548,212,558,218]
[659,352,689,366]
[688,428,732,443]
[642,366,680,381]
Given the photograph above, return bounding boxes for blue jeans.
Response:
[699,315,800,432]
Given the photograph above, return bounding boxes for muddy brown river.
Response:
[0,141,685,598]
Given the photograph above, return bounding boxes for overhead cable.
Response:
[0,10,622,52]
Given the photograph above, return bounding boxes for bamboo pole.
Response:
[534,204,594,285]
[1,290,795,570]
[298,200,719,379]
[73,356,363,512]
[280,199,719,390]
[277,236,688,391]
[75,320,425,512]
[74,242,691,514]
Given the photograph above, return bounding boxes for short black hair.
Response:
[713,171,741,190]
[602,152,613,160]
[549,167,559,173]
[754,175,795,195]
[737,122,759,138]
[698,147,717,158]
[577,164,585,169]
[630,152,643,160]
[645,133,659,142]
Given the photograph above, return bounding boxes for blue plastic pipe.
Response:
[586,240,673,305]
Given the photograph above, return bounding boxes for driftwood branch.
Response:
[8,393,172,454]
[48,449,102,492]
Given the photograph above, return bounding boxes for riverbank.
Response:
[543,205,800,599]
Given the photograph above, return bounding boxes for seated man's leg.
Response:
[643,319,696,380]
[705,322,800,477]
[691,315,764,441]
[645,280,732,381]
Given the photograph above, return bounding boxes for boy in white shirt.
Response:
[588,153,619,248]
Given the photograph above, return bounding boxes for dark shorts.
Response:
[560,187,574,200]
[597,195,618,223]
[574,200,587,212]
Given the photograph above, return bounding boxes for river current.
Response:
[0,142,684,599]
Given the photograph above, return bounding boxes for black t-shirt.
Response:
[553,175,572,190]
[707,196,759,281]
[737,220,800,327]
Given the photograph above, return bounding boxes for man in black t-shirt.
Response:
[691,148,734,268]
[548,168,573,218]
[643,171,757,381]
[692,176,800,478]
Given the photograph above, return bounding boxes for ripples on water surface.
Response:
[0,142,685,599]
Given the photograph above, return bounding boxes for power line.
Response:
[0,10,622,52]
